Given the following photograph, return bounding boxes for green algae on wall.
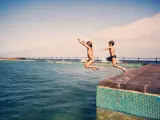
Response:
[96,86,160,120]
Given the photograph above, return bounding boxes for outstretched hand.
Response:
[78,39,85,43]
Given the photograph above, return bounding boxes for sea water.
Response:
[0,61,143,120]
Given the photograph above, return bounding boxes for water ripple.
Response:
[0,61,134,120]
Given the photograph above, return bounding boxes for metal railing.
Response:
[1,57,159,64]
[21,57,160,64]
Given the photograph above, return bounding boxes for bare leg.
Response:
[85,60,99,71]
[112,58,126,73]
[84,60,89,68]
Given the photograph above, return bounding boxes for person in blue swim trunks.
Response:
[101,40,126,73]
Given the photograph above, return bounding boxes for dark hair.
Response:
[108,40,114,46]
[87,41,92,48]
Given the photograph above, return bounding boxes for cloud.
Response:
[97,13,160,40]
[1,10,160,58]
[94,13,160,58]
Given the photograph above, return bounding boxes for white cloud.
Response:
[1,11,160,58]
[94,13,160,58]
[97,13,160,40]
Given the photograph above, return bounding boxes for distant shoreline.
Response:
[0,57,159,65]
[0,58,35,61]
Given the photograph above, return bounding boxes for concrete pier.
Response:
[96,64,160,119]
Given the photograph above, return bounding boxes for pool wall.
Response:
[96,86,160,120]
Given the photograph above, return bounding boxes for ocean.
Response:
[0,61,143,120]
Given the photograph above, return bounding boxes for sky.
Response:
[0,0,160,58]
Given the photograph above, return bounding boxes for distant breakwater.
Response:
[0,57,159,64]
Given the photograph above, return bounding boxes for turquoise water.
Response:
[0,61,135,120]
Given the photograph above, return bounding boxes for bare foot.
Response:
[95,66,99,70]
[124,68,130,74]
[92,68,96,71]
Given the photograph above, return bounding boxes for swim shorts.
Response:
[106,55,116,61]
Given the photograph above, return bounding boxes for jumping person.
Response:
[78,39,99,71]
[102,40,126,73]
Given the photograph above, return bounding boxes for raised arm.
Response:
[101,46,111,51]
[78,39,90,49]
[104,47,109,50]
